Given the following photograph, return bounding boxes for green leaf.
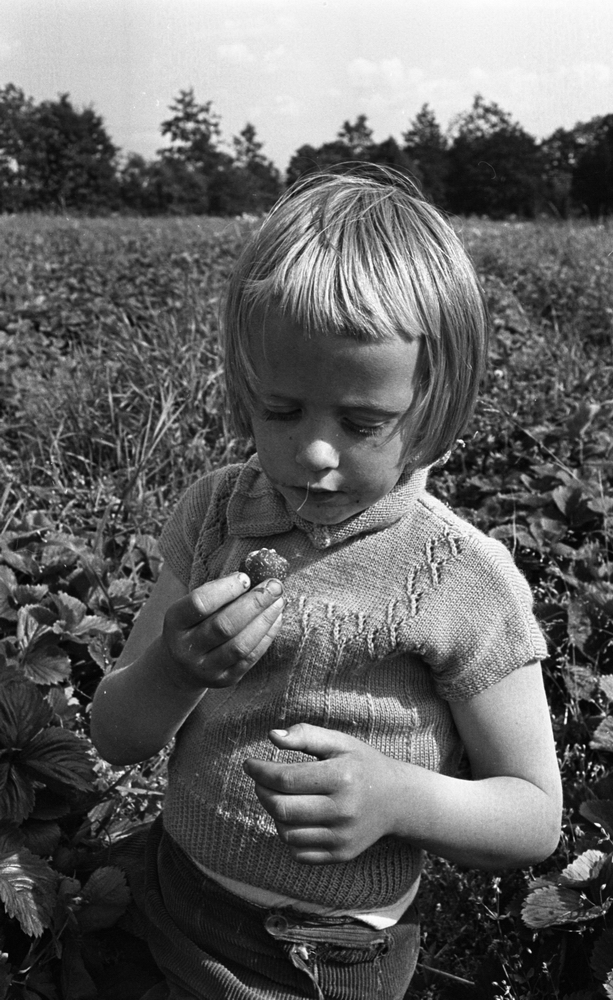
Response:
[563,665,598,701]
[552,484,594,525]
[562,849,609,884]
[37,543,79,573]
[77,866,130,932]
[0,821,24,854]
[21,645,72,686]
[50,592,87,629]
[594,772,613,799]
[31,786,74,821]
[600,677,613,704]
[0,650,22,686]
[134,533,162,579]
[592,717,613,753]
[20,819,62,857]
[522,885,585,928]
[580,800,613,838]
[0,758,36,823]
[21,728,94,794]
[588,495,613,516]
[591,927,613,982]
[70,614,120,639]
[490,524,538,548]
[16,605,57,651]
[13,584,50,607]
[0,845,57,936]
[567,600,593,652]
[0,540,39,578]
[87,634,114,674]
[0,566,18,621]
[605,970,613,1000]
[522,884,611,928]
[0,681,54,748]
[46,686,80,725]
[60,930,97,1000]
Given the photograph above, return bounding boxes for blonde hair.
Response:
[223,166,488,469]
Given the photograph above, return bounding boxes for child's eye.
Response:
[344,420,388,438]
[260,409,388,438]
[261,408,300,423]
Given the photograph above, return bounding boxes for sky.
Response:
[2,0,613,174]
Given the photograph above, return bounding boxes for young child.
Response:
[91,168,562,1000]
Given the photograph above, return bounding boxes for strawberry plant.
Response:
[0,511,167,999]
[1,215,612,998]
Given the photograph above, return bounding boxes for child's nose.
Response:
[294,427,340,473]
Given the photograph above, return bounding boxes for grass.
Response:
[1,213,612,999]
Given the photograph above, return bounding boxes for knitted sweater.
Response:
[159,456,547,912]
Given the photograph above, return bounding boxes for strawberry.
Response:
[239,548,290,586]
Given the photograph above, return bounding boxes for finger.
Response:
[203,605,285,685]
[243,757,333,795]
[277,831,356,864]
[288,848,338,866]
[199,579,284,649]
[253,785,333,826]
[276,825,340,852]
[268,723,355,761]
[167,578,284,650]
[169,572,251,629]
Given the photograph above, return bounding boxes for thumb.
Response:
[268,723,352,759]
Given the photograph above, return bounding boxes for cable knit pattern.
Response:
[159,456,547,911]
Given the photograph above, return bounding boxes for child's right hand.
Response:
[160,573,285,691]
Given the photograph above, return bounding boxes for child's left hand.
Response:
[243,724,401,864]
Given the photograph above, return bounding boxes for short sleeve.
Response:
[159,470,225,586]
[410,531,548,702]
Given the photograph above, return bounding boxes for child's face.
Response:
[249,308,422,525]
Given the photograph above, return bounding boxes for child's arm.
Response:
[244,661,562,870]
[91,563,284,766]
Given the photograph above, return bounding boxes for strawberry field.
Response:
[0,213,612,1000]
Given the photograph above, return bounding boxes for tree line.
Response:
[1,83,612,218]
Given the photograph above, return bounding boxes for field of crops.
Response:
[1,214,612,1000]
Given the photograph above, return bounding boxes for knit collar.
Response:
[226,455,428,550]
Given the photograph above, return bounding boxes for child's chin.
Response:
[289,498,365,525]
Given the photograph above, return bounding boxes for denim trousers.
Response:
[129,817,420,1000]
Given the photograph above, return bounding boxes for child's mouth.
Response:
[288,486,342,505]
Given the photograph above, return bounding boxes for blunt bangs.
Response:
[223,167,488,469]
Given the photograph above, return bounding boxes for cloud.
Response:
[0,34,19,62]
[273,94,305,118]
[347,57,405,89]
[217,42,256,65]
[263,45,287,73]
[571,62,611,86]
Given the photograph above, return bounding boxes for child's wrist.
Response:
[155,636,209,694]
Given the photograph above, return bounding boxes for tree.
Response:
[0,87,118,212]
[118,153,199,215]
[27,94,118,211]
[0,84,36,211]
[286,115,376,186]
[571,114,613,217]
[159,88,223,168]
[209,123,281,214]
[539,127,584,218]
[447,95,540,218]
[402,104,449,207]
[286,140,353,186]
[158,88,230,213]
[367,136,416,177]
[336,115,374,157]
